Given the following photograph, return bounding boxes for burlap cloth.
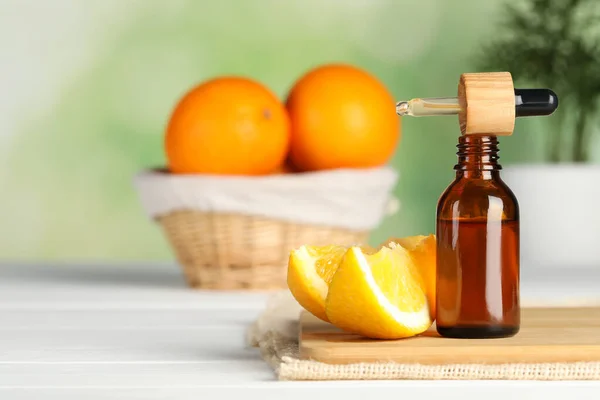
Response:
[246,291,600,381]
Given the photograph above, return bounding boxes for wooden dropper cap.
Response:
[458,72,516,136]
[395,72,557,132]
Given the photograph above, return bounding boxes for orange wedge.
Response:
[325,245,432,339]
[287,245,348,322]
[383,234,436,318]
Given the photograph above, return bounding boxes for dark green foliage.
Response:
[479,0,600,162]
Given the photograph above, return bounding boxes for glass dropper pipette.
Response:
[396,97,461,117]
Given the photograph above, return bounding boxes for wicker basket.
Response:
[134,167,398,291]
[157,210,368,290]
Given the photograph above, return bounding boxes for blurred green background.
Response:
[1,0,594,261]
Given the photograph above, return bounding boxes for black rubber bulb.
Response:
[514,89,558,117]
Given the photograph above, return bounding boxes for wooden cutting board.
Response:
[299,307,600,365]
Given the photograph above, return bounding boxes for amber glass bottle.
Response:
[436,135,520,339]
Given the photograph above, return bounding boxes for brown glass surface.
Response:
[436,136,519,339]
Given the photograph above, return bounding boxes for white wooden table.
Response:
[1,262,600,399]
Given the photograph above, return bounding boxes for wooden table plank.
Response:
[0,361,274,388]
[1,381,600,400]
[0,309,260,329]
[0,326,256,363]
[0,263,273,309]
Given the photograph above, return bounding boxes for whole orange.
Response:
[286,64,400,171]
[165,77,290,175]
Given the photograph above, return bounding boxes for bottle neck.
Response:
[454,135,501,179]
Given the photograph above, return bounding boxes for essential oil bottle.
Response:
[396,72,558,339]
[436,135,520,338]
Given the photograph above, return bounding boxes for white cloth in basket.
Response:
[134,167,399,230]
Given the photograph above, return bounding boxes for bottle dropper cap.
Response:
[396,72,559,136]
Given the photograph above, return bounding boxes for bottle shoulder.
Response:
[437,175,519,220]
